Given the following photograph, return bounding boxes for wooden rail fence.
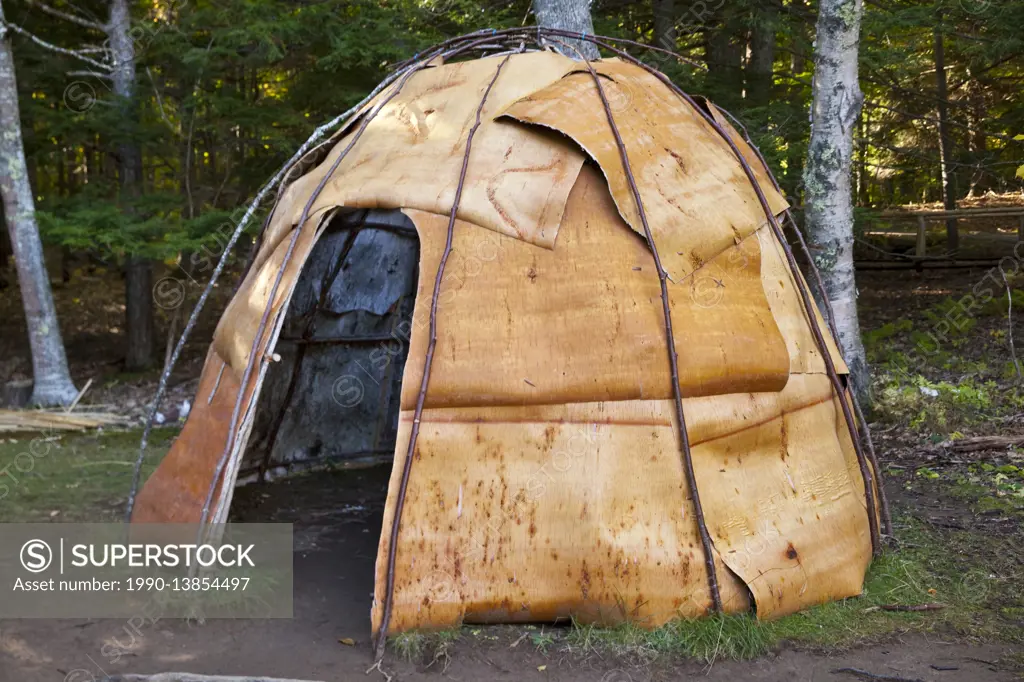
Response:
[876,206,1024,259]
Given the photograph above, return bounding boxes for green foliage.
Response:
[863,319,914,363]
[980,289,1024,317]
[960,462,1024,500]
[530,629,556,651]
[924,297,977,337]
[10,0,1023,274]
[874,373,998,432]
[37,192,236,262]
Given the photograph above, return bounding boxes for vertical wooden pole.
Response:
[916,215,928,259]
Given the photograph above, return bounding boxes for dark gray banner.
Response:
[0,523,292,618]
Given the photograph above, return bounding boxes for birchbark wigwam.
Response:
[0,0,78,406]
[803,0,870,400]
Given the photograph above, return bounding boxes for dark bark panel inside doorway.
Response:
[240,209,419,482]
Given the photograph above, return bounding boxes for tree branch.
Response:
[66,69,112,79]
[26,0,105,31]
[146,66,178,135]
[2,20,111,71]
[917,434,1024,455]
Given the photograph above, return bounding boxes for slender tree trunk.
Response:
[784,0,811,201]
[109,0,154,370]
[965,66,987,197]
[0,2,78,406]
[803,0,870,402]
[748,3,775,108]
[705,5,745,110]
[933,24,958,252]
[533,0,600,60]
[789,0,810,75]
[653,0,676,52]
[858,108,869,205]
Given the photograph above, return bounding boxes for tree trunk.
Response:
[747,3,775,108]
[653,0,676,52]
[965,65,987,197]
[783,0,811,201]
[803,0,870,402]
[125,254,154,370]
[705,5,745,110]
[533,0,600,60]
[789,0,810,75]
[109,0,154,370]
[933,24,958,252]
[858,108,869,206]
[0,2,78,406]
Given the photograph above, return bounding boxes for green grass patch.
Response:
[951,466,1024,510]
[0,427,175,522]
[391,628,461,665]
[564,516,1020,663]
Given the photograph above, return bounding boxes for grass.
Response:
[0,426,175,522]
[563,513,1021,664]
[391,628,462,668]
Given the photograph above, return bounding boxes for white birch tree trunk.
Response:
[533,0,600,60]
[0,1,78,406]
[803,0,870,399]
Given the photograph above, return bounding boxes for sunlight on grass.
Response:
[0,427,175,522]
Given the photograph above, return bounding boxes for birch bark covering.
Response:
[803,0,869,397]
[533,0,600,60]
[0,1,78,406]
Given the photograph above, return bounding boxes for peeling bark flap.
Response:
[254,51,588,272]
[498,60,789,282]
